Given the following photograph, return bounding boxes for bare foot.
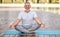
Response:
[29,30,35,34]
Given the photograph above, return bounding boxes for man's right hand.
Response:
[9,19,20,29]
[9,25,15,29]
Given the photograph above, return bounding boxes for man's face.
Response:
[24,3,31,10]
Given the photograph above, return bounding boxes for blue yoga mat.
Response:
[34,30,60,35]
[4,30,21,35]
[4,30,60,35]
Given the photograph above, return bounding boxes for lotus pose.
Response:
[9,2,45,33]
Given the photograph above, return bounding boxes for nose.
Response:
[26,5,29,7]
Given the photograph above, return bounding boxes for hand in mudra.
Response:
[9,25,15,29]
[41,23,45,28]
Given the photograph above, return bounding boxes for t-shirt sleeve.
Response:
[33,12,38,18]
[17,12,22,20]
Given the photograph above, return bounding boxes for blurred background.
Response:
[0,0,60,37]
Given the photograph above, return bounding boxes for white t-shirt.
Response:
[17,10,37,29]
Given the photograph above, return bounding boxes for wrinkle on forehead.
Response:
[25,3,30,5]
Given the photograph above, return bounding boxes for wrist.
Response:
[40,23,42,25]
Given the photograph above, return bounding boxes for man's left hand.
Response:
[41,23,45,28]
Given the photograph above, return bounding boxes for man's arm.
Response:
[34,17,45,28]
[29,17,45,32]
[9,19,21,29]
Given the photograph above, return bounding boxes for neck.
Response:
[25,9,30,13]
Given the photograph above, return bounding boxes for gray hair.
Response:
[25,2,30,4]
